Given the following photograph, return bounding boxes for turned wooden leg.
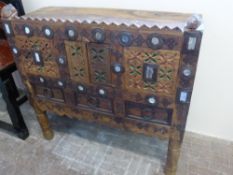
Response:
[165,129,181,175]
[24,80,54,140]
[35,108,54,140]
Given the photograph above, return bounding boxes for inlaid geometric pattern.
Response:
[124,47,180,96]
[65,41,90,83]
[87,43,111,84]
[14,36,60,78]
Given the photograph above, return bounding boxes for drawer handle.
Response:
[142,115,153,120]
[141,108,153,121]
[87,96,99,107]
[43,88,52,98]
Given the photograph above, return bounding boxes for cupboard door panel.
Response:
[124,47,181,97]
[14,36,60,78]
[65,41,90,84]
[87,43,111,85]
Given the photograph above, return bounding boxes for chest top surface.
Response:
[18,7,201,31]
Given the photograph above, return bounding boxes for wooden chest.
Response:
[2,5,203,175]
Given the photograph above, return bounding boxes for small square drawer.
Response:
[125,101,172,125]
[76,93,113,114]
[35,86,52,98]
[34,85,65,102]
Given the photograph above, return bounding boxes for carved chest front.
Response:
[2,5,203,175]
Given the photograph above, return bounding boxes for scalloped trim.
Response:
[15,16,185,32]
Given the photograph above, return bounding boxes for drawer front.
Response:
[75,84,114,114]
[76,94,113,114]
[125,101,172,125]
[34,85,65,103]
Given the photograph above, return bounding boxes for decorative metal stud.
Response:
[114,64,122,73]
[23,25,32,36]
[12,47,18,55]
[112,63,124,74]
[187,36,197,50]
[44,28,51,36]
[33,51,42,65]
[78,85,84,91]
[147,96,157,105]
[58,57,65,65]
[39,77,45,83]
[3,23,11,35]
[66,27,77,39]
[181,65,193,79]
[34,53,40,62]
[182,68,192,77]
[177,88,191,104]
[77,84,86,93]
[57,80,64,87]
[43,26,53,38]
[179,91,188,103]
[151,37,159,45]
[98,88,106,96]
[119,32,133,47]
[148,97,156,104]
[92,28,105,43]
[68,29,75,37]
[147,34,163,49]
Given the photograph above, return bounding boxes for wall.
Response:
[21,0,233,141]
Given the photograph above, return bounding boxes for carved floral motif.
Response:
[14,36,59,78]
[124,47,180,96]
[65,41,89,83]
[87,43,111,84]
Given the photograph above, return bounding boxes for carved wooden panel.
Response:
[65,41,90,83]
[124,47,180,96]
[14,36,60,78]
[87,43,111,84]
